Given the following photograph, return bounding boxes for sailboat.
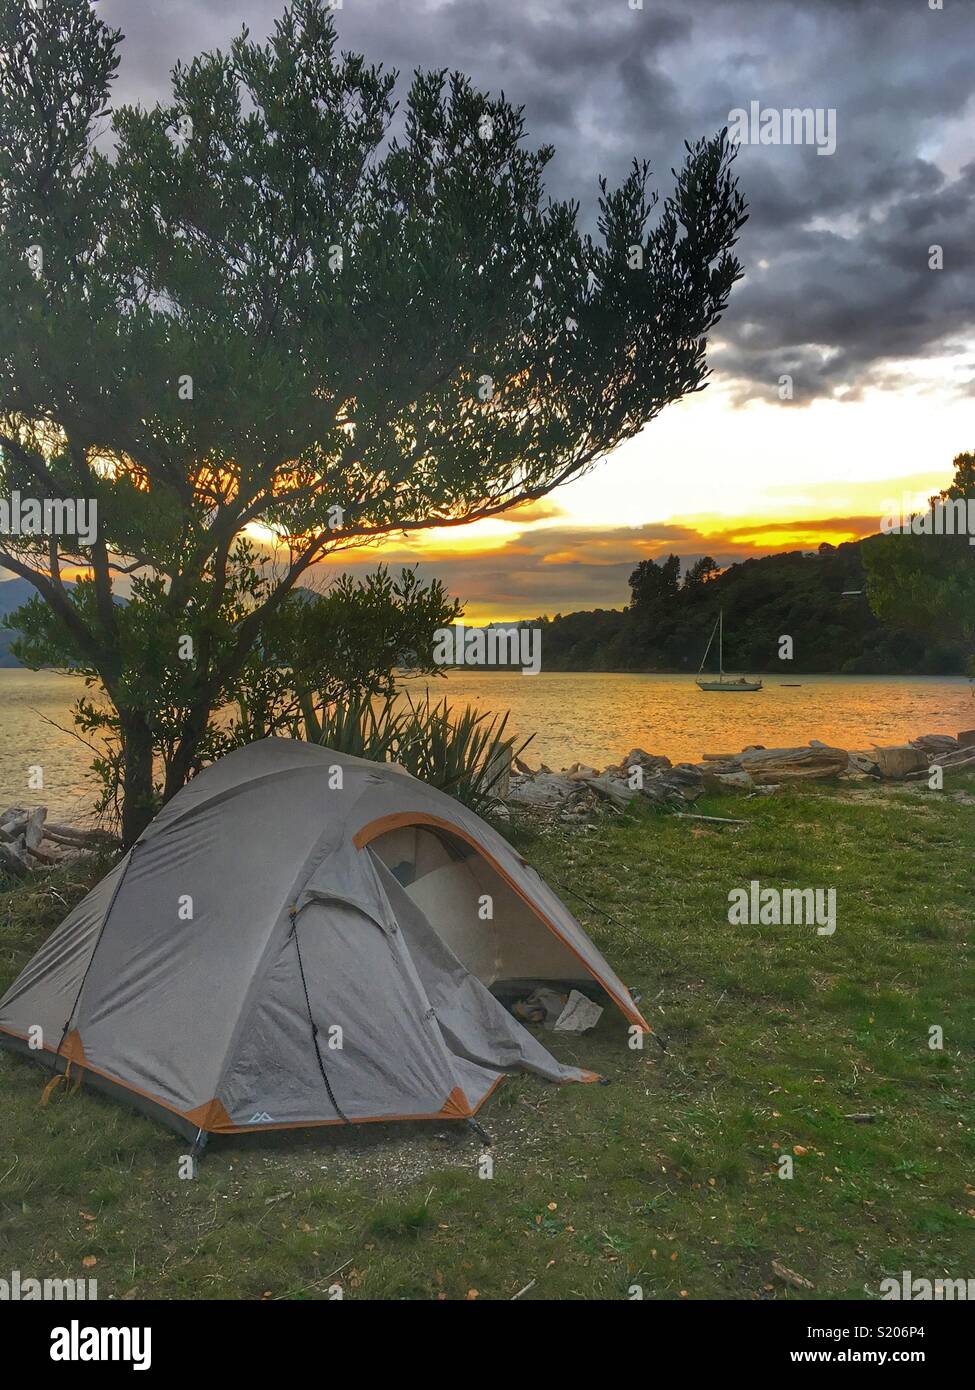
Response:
[695,609,763,692]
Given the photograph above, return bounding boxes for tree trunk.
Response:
[120,712,156,847]
[162,706,212,805]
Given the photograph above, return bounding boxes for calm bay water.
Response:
[1,667,972,819]
[400,671,974,770]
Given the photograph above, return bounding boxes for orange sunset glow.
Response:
[302,383,970,623]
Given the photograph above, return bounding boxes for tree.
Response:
[0,0,747,843]
[682,555,720,589]
[863,450,975,674]
[534,542,968,675]
[628,554,682,610]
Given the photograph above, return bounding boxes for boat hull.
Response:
[695,679,763,692]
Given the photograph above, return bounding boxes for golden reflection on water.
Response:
[401,670,974,769]
[1,668,972,817]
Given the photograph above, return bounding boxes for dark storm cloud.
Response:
[96,0,975,406]
[713,155,975,401]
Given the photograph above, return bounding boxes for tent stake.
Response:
[466,1117,494,1147]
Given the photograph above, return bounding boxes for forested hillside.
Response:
[3,539,968,676]
[530,541,968,675]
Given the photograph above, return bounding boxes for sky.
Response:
[95,0,975,620]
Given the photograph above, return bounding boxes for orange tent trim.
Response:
[0,1024,514,1135]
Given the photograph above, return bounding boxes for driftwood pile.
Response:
[0,806,118,878]
[508,750,706,819]
[901,731,975,779]
[507,727,975,821]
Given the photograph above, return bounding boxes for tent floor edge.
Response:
[0,1028,201,1143]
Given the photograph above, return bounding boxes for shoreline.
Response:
[406,668,974,681]
[506,728,975,819]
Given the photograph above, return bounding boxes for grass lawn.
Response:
[1,781,972,1300]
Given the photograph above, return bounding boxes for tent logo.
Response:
[248,1112,274,1124]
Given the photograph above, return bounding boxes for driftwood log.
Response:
[583,774,639,810]
[911,733,959,756]
[24,806,46,852]
[0,841,29,877]
[0,806,120,879]
[904,748,975,780]
[483,744,513,799]
[699,742,849,783]
[873,745,927,779]
[43,822,120,847]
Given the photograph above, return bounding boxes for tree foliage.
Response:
[528,539,969,675]
[862,451,975,673]
[0,0,747,840]
[11,558,459,825]
[628,553,682,611]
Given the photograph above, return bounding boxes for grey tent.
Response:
[0,739,648,1142]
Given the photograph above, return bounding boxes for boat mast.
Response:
[718,608,724,677]
[698,614,720,676]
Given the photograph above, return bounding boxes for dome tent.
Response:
[0,739,648,1147]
